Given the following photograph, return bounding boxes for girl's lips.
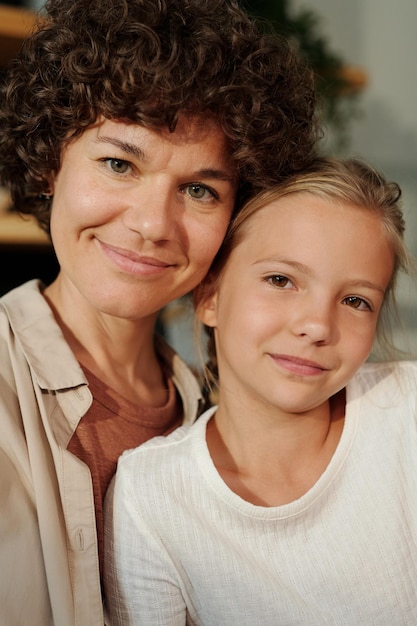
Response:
[269,354,328,376]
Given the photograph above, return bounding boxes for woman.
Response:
[0,0,318,623]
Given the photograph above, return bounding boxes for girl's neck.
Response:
[206,390,345,507]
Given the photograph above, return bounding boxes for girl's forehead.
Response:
[229,194,394,274]
[240,193,380,233]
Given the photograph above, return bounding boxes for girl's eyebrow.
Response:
[254,258,312,276]
[94,135,235,183]
[343,279,386,295]
[255,258,387,294]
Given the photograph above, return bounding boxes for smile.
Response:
[269,354,329,376]
[97,239,176,276]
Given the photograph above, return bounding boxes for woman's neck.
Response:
[43,278,166,407]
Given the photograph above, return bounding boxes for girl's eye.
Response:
[104,158,131,174]
[184,183,218,201]
[343,296,371,311]
[267,275,291,288]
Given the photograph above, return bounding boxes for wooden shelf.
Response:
[0,5,46,247]
[337,65,368,95]
[0,4,37,66]
[0,212,50,246]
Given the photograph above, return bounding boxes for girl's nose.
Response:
[291,300,336,345]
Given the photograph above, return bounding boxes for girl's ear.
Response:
[194,279,218,328]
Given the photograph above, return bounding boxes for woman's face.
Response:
[48,117,236,320]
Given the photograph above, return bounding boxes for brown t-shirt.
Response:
[68,364,182,578]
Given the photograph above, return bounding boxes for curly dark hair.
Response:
[0,0,319,233]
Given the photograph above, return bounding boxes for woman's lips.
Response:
[98,239,175,275]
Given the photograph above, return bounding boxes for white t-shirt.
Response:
[104,360,417,625]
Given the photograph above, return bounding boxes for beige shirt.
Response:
[0,280,201,626]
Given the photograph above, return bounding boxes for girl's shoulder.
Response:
[118,406,215,469]
[358,359,417,382]
[351,360,417,406]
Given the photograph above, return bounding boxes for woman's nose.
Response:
[123,185,177,242]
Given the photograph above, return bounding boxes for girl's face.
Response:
[198,193,395,418]
[48,117,236,321]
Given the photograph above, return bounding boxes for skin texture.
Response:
[197,194,394,505]
[44,116,236,404]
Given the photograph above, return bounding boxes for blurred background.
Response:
[1,0,416,364]
[242,0,417,356]
[167,0,417,365]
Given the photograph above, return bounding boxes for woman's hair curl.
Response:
[0,0,318,233]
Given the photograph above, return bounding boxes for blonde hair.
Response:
[194,157,414,392]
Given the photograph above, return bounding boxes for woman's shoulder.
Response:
[0,280,49,329]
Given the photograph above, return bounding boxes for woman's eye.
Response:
[104,158,131,174]
[343,296,371,311]
[268,275,291,288]
[185,183,217,201]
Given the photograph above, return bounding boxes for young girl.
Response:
[104,158,417,625]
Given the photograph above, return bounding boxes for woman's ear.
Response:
[194,279,218,328]
[45,174,55,197]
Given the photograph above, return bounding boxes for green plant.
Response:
[243,0,363,151]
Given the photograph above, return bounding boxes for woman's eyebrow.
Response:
[94,135,235,183]
[93,135,145,159]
